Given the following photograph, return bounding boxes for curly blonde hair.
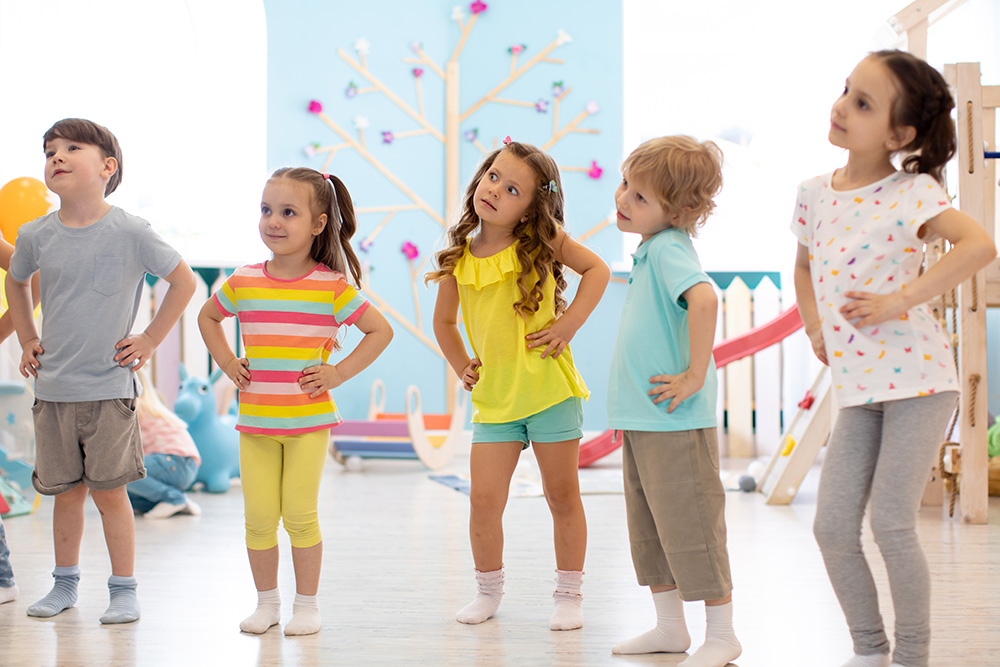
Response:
[623,136,723,236]
[425,142,568,319]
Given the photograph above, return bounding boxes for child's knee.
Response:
[284,519,321,548]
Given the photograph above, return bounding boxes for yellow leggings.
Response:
[240,429,329,550]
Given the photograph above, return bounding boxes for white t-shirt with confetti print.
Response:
[791,170,957,408]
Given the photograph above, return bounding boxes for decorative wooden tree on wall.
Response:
[304,2,609,398]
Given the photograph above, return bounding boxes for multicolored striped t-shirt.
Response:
[212,262,369,435]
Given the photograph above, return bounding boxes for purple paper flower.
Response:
[382,131,394,144]
[360,238,373,253]
[551,81,565,97]
[535,99,549,113]
[345,82,358,99]
[464,128,479,142]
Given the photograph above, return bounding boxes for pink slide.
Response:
[578,305,803,467]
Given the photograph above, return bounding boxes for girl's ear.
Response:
[892,124,917,150]
[314,212,328,236]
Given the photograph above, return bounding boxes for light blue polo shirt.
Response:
[607,228,717,432]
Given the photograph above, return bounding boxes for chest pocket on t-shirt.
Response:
[93,256,124,297]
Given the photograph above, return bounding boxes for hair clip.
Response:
[503,135,512,145]
[543,179,559,194]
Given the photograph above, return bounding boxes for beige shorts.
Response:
[31,399,145,495]
[622,428,732,601]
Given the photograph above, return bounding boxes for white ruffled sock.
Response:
[550,569,583,631]
[456,567,504,624]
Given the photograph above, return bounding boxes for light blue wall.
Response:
[265,1,625,427]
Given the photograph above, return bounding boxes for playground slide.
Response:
[578,305,803,467]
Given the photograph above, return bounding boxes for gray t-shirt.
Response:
[9,206,181,401]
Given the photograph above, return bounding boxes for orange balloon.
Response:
[0,177,51,244]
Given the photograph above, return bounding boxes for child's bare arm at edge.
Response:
[648,281,717,414]
[526,229,611,359]
[432,276,480,391]
[198,298,251,390]
[840,208,996,328]
[794,242,827,365]
[114,260,197,371]
[4,272,43,378]
[299,306,393,399]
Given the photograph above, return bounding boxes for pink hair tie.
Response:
[322,172,331,180]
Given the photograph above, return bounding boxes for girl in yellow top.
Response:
[428,140,610,630]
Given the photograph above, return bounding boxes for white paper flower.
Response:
[303,144,317,158]
[354,38,370,55]
[451,6,464,21]
[354,115,370,129]
[586,101,599,114]
[556,29,572,46]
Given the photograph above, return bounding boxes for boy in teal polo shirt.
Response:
[607,136,741,667]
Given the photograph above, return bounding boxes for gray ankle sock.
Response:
[100,575,140,624]
[27,565,79,618]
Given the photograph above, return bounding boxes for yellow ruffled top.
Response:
[454,242,589,423]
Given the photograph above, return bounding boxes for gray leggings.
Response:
[813,391,957,667]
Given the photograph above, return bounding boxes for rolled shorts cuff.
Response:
[472,396,583,445]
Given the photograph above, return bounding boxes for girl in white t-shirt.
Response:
[792,51,995,667]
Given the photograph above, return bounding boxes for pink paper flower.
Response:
[401,241,419,260]
[469,1,488,14]
[586,101,600,114]
[587,161,603,179]
[410,40,423,54]
[308,100,323,114]
[508,44,526,55]
[412,68,424,78]
[382,131,394,144]
[535,99,549,113]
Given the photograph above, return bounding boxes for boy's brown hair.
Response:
[623,135,723,236]
[43,118,123,196]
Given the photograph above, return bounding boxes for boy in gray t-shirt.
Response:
[5,118,196,624]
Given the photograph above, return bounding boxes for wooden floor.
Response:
[1,447,998,667]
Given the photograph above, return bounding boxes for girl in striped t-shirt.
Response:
[199,167,392,636]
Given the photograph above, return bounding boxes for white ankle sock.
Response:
[240,588,280,634]
[679,602,742,667]
[284,593,321,636]
[456,567,504,624]
[841,655,891,667]
[612,589,690,654]
[0,583,18,604]
[550,569,583,631]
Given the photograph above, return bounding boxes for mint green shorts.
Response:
[472,397,583,446]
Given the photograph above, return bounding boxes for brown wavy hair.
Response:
[425,142,568,319]
[269,167,362,287]
[870,50,956,186]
